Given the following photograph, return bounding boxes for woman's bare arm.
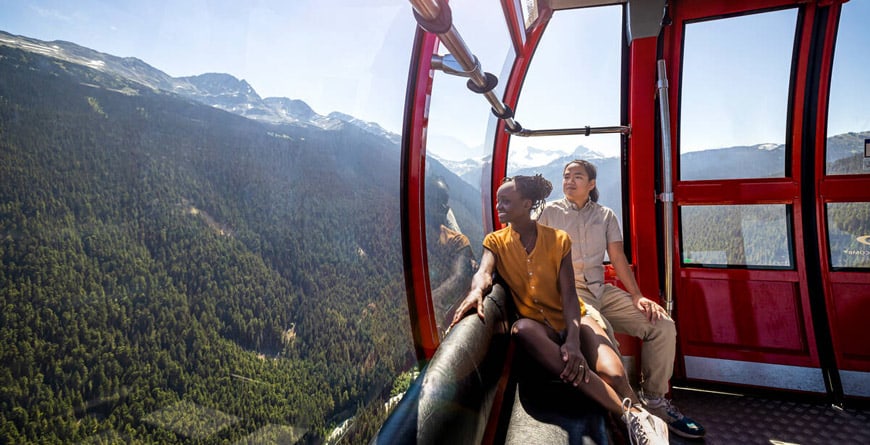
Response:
[449,248,496,328]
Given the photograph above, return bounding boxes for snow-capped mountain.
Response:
[507,144,606,172]
[507,145,571,171]
[176,73,267,119]
[430,143,610,189]
[0,30,397,144]
[431,143,607,184]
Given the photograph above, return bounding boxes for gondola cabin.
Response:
[379,0,870,443]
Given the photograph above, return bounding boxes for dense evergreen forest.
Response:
[0,45,413,443]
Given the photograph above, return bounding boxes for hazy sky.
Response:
[1,0,867,161]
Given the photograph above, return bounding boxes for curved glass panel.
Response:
[680,9,797,180]
[508,5,624,222]
[826,0,870,175]
[425,0,513,337]
[680,205,793,268]
[0,2,415,443]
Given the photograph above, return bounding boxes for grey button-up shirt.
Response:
[537,197,623,299]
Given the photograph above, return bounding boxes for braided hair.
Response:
[564,159,599,203]
[502,174,553,215]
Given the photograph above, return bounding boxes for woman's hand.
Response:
[449,249,496,330]
[559,337,589,386]
[449,289,485,329]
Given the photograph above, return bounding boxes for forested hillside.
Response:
[0,45,412,443]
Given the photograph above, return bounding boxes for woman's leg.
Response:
[579,315,640,406]
[511,318,625,415]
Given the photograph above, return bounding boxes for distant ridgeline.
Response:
[0,41,411,443]
[510,133,869,226]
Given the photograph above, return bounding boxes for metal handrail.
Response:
[513,125,631,137]
[656,59,674,316]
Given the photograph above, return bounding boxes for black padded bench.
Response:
[372,284,612,445]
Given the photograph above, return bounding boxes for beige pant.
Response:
[580,284,676,398]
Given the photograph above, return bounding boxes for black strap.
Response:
[491,104,514,120]
[467,72,498,94]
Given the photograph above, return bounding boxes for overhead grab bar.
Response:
[513,125,631,137]
[410,0,630,138]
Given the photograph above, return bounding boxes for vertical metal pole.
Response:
[656,59,674,315]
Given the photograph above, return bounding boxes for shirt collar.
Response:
[563,197,592,211]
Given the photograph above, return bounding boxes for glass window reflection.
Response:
[827,202,870,269]
[681,205,793,268]
[424,0,511,338]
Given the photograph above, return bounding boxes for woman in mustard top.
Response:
[450,175,668,445]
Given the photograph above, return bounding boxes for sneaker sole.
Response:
[667,424,705,439]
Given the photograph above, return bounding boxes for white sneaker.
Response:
[622,398,670,445]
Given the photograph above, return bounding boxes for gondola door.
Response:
[663,0,852,395]
[812,0,870,400]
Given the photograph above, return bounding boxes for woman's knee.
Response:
[510,318,542,340]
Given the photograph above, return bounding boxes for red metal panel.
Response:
[676,266,820,369]
[674,180,800,205]
[831,282,870,369]
[679,277,811,357]
[499,0,525,56]
[680,267,801,282]
[820,176,870,201]
[626,36,662,305]
[402,28,441,360]
[673,0,810,20]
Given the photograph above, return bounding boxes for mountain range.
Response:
[0,30,399,145]
[7,28,861,207]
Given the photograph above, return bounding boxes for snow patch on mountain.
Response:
[755,143,781,151]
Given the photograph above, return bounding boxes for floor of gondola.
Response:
[666,386,870,445]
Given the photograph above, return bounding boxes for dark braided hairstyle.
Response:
[564,159,599,202]
[502,174,553,215]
